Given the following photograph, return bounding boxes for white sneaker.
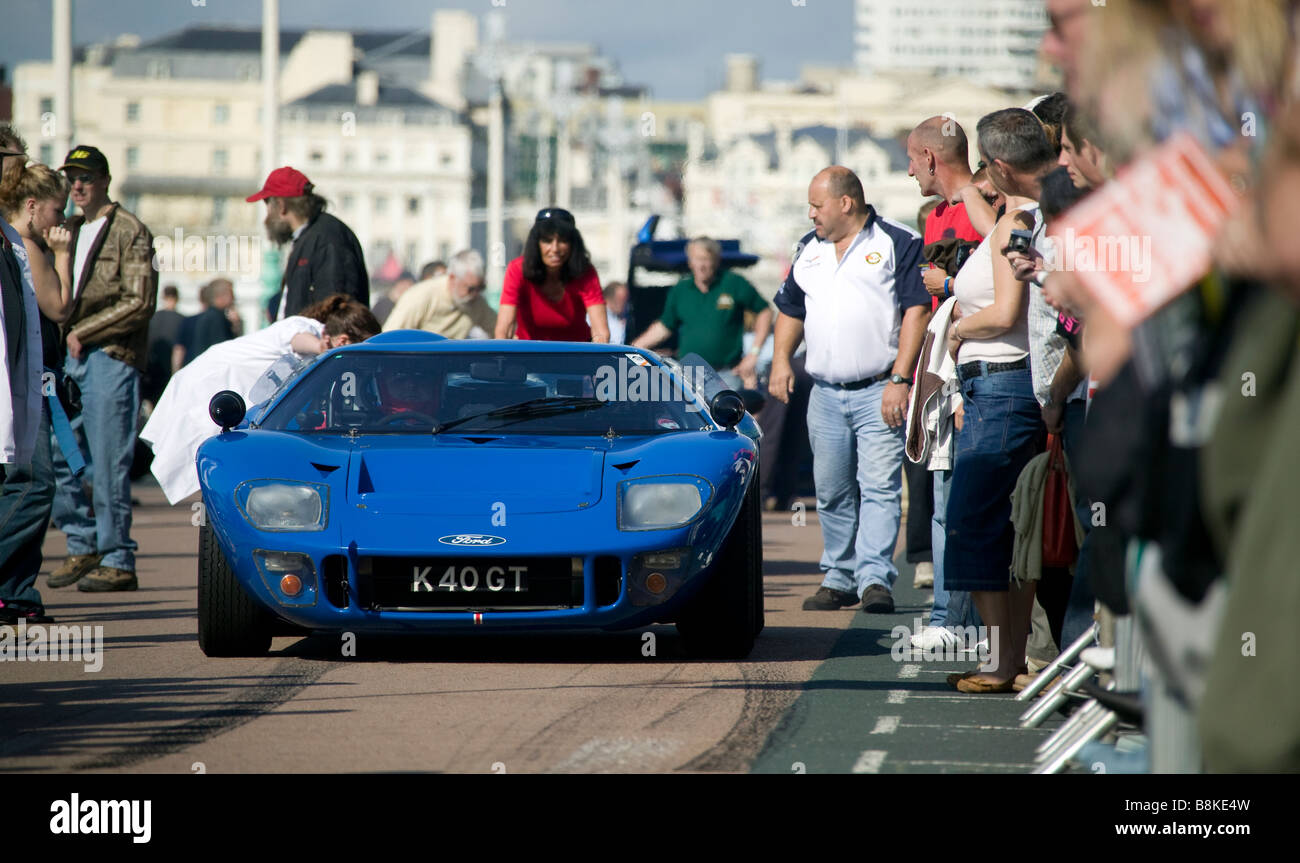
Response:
[909,625,961,650]
[1080,646,1115,671]
[912,561,934,589]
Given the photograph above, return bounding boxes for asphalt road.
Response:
[3,482,1059,774]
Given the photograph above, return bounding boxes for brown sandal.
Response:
[956,675,1017,693]
[948,666,1028,689]
[946,670,979,688]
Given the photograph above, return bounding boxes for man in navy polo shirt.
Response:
[770,166,931,613]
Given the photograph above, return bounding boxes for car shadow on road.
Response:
[271,621,846,665]
[762,558,817,577]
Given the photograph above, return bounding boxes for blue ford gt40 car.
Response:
[196,332,765,659]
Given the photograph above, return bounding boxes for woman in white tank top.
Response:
[942,148,1049,694]
[948,202,1036,363]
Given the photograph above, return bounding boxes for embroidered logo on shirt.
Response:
[865,252,882,265]
[715,294,735,310]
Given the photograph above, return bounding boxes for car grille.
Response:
[359,556,584,611]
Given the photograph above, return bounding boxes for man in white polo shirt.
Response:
[770,166,931,613]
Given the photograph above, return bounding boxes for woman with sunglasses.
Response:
[494,208,610,343]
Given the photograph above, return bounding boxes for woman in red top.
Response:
[495,208,610,342]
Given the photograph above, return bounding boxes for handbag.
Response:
[1041,433,1078,568]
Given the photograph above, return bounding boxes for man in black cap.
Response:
[45,145,157,592]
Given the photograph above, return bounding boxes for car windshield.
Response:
[258,350,714,435]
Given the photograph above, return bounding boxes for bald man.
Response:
[771,166,931,614]
[907,116,986,296]
[905,116,986,636]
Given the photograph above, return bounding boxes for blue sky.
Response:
[2,0,855,100]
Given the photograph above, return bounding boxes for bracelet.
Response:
[943,277,952,296]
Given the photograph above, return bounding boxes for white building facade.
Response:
[12,20,476,320]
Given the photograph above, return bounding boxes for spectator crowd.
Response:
[766,0,1300,773]
[2,0,1296,773]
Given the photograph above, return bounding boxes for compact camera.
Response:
[1007,229,1034,255]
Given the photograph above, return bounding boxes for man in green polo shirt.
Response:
[632,236,772,387]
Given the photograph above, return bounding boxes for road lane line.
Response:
[886,690,907,705]
[905,723,1044,732]
[901,694,1013,702]
[898,664,920,679]
[869,716,901,735]
[851,750,888,774]
[891,759,1031,770]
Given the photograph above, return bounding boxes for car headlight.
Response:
[236,480,328,531]
[618,476,712,531]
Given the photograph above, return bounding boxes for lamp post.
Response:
[472,10,507,306]
[260,0,282,322]
[52,0,71,167]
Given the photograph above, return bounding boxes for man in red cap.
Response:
[248,167,368,319]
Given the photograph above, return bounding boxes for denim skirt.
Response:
[942,364,1045,592]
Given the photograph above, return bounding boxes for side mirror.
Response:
[709,390,745,431]
[209,390,247,432]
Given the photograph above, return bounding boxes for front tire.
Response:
[198,522,273,657]
[676,475,764,659]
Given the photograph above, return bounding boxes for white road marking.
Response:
[886,690,907,705]
[891,759,1031,770]
[901,694,1011,702]
[851,750,888,774]
[869,716,901,735]
[898,664,921,679]
[905,723,1043,732]
[550,737,682,772]
[894,651,983,662]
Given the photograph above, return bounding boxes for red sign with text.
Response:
[1053,132,1238,328]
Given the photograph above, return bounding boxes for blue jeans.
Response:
[1060,398,1096,647]
[944,365,1044,592]
[929,467,980,630]
[806,379,903,596]
[50,348,140,571]
[0,405,55,614]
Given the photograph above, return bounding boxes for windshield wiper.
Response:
[431,396,609,435]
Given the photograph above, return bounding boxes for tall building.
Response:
[854,0,1048,90]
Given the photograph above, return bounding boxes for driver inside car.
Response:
[378,369,440,423]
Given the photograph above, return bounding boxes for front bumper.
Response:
[223,537,720,634]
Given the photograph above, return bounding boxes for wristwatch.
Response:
[889,373,913,385]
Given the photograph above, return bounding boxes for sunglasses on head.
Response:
[535,207,575,226]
